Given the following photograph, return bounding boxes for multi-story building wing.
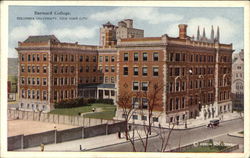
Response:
[115,24,233,125]
[232,49,244,110]
[17,35,58,111]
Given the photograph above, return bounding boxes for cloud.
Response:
[90,7,183,24]
[10,20,47,42]
[9,21,98,57]
[166,16,240,44]
[51,26,97,42]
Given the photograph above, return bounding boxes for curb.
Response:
[227,132,244,138]
[145,117,242,131]
[84,133,159,151]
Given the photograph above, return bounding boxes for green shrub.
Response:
[54,98,114,109]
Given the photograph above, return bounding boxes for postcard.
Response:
[1,1,249,158]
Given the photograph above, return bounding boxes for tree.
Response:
[117,82,174,152]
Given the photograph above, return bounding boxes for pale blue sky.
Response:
[9,6,244,57]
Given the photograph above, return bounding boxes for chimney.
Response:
[178,24,188,39]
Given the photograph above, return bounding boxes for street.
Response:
[90,119,244,152]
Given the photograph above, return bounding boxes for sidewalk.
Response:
[17,130,157,152]
[156,112,243,130]
[228,131,244,138]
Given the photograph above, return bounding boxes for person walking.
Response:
[40,143,44,152]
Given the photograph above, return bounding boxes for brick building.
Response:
[17,19,233,126]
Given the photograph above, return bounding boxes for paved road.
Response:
[90,119,244,152]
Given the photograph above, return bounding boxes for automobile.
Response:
[207,119,220,128]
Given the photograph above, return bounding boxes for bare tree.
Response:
[117,82,175,152]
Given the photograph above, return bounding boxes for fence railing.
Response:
[8,109,118,127]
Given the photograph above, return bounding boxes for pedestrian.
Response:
[40,143,44,152]
[92,107,95,112]
[118,131,121,139]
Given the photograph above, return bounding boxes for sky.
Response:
[8,6,244,58]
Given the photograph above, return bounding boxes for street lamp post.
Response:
[185,69,193,129]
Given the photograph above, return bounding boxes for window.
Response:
[123,67,128,75]
[133,82,139,91]
[93,66,97,72]
[142,67,148,76]
[105,90,109,96]
[71,55,74,62]
[43,91,47,100]
[142,82,148,91]
[21,66,25,72]
[80,66,83,73]
[28,90,31,99]
[132,115,138,120]
[93,77,96,82]
[60,55,64,62]
[142,98,148,109]
[37,66,40,73]
[99,76,103,82]
[93,56,96,62]
[54,66,58,73]
[28,55,31,61]
[105,66,109,72]
[134,52,138,61]
[32,78,35,85]
[153,67,159,76]
[65,55,68,61]
[105,56,109,62]
[43,66,47,73]
[105,76,109,83]
[175,82,180,92]
[142,115,147,121]
[132,98,139,108]
[170,53,174,61]
[143,52,147,61]
[28,78,31,85]
[153,52,159,61]
[21,90,25,98]
[28,66,31,73]
[175,53,180,61]
[111,77,115,83]
[43,54,47,61]
[86,56,89,62]
[99,66,103,72]
[181,97,185,108]
[71,66,74,73]
[86,66,89,72]
[54,55,58,62]
[111,56,115,62]
[32,90,35,99]
[153,117,158,122]
[111,66,115,72]
[21,54,25,61]
[61,66,64,73]
[124,53,128,61]
[111,90,115,96]
[79,56,83,62]
[43,78,47,85]
[133,67,138,76]
[21,77,25,84]
[54,78,57,85]
[175,68,180,76]
[71,77,75,85]
[99,56,103,62]
[32,66,35,73]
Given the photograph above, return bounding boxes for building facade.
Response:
[17,19,233,126]
[231,49,244,110]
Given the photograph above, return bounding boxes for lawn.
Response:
[184,146,228,152]
[49,103,116,119]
